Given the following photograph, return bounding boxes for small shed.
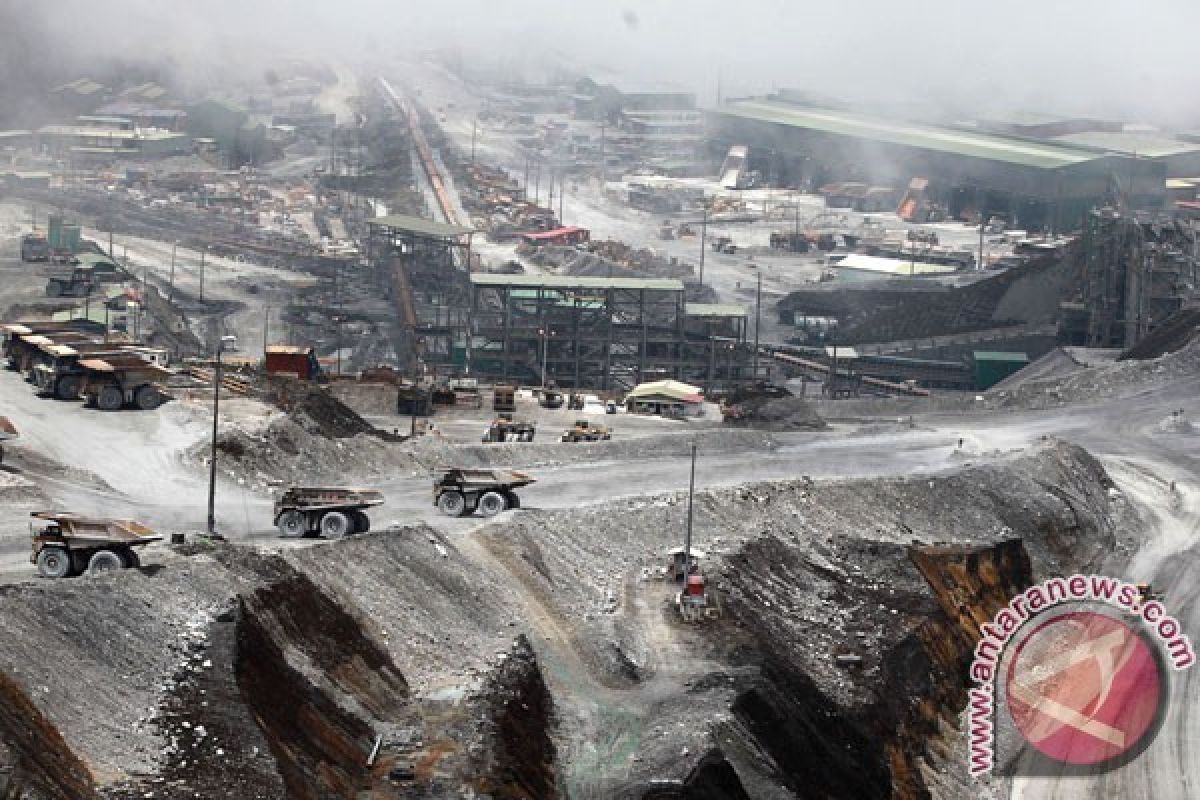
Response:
[265,345,321,380]
[625,379,704,417]
[973,351,1029,389]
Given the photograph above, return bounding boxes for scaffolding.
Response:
[1080,209,1198,348]
[469,274,752,390]
[366,213,475,375]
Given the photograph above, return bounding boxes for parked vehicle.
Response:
[493,383,516,412]
[78,356,172,411]
[0,415,16,464]
[29,511,160,578]
[20,234,50,262]
[273,486,384,538]
[45,266,97,297]
[561,419,612,442]
[482,418,536,442]
[433,467,535,517]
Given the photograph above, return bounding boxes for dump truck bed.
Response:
[30,511,161,546]
[438,467,536,490]
[275,487,385,511]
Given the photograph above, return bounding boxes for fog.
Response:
[3,0,1199,126]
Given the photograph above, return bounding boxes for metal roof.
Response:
[470,274,684,291]
[627,379,704,402]
[973,351,1030,362]
[1052,131,1200,158]
[710,100,1106,169]
[265,345,314,355]
[367,213,474,238]
[685,303,747,317]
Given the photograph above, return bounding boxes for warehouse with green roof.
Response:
[705,97,1165,232]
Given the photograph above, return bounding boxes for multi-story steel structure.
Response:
[469,274,751,390]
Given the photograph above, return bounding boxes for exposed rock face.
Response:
[0,670,98,800]
[236,569,411,799]
[472,635,557,799]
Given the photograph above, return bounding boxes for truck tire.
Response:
[87,550,123,573]
[351,510,370,533]
[55,374,83,400]
[319,511,351,539]
[276,510,306,538]
[36,547,72,579]
[478,491,507,517]
[504,491,521,509]
[121,548,141,569]
[46,281,62,297]
[135,385,163,410]
[437,491,466,516]
[97,386,123,411]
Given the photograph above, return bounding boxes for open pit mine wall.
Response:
[708,445,1117,800]
[470,635,558,799]
[0,539,560,800]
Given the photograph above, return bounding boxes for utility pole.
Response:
[169,241,177,304]
[207,336,234,538]
[199,248,207,304]
[753,270,762,381]
[977,186,985,271]
[598,124,607,185]
[699,206,708,284]
[683,442,697,578]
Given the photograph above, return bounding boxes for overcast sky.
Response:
[10,0,1200,126]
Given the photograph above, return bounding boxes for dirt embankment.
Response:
[0,531,555,799]
[472,440,1123,797]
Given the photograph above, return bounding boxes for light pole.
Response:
[199,247,208,304]
[538,327,552,388]
[683,442,697,580]
[169,241,178,304]
[753,269,762,381]
[207,334,237,538]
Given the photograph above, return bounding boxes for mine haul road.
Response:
[0,356,1197,798]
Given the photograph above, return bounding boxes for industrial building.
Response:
[366,213,476,373]
[1049,131,1200,179]
[705,97,1166,232]
[468,273,750,390]
[35,116,191,160]
[572,78,697,121]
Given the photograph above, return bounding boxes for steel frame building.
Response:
[366,213,475,373]
[469,274,751,390]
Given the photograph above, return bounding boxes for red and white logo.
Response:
[1004,611,1164,767]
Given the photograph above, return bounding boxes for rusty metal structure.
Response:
[1070,209,1199,349]
[366,213,475,376]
